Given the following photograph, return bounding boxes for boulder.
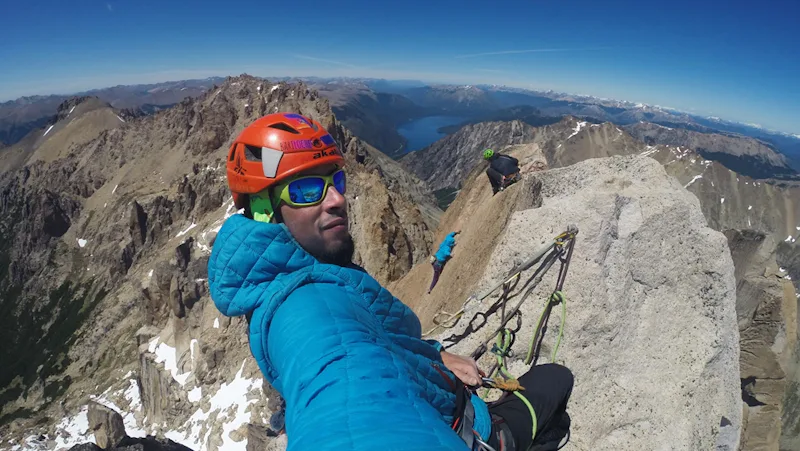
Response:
[87,401,126,449]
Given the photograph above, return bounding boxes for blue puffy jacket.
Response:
[435,232,458,264]
[208,214,490,450]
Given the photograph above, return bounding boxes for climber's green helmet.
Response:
[483,148,494,160]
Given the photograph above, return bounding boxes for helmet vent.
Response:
[268,122,300,134]
[244,144,263,161]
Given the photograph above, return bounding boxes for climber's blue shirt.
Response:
[435,232,457,264]
[208,214,490,450]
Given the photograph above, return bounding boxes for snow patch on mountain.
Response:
[567,121,588,140]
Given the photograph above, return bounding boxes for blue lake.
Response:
[397,116,466,153]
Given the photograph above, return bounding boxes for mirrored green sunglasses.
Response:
[273,169,347,207]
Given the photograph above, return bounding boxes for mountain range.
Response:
[4,76,799,167]
[1,74,800,451]
[0,78,225,146]
[338,79,800,161]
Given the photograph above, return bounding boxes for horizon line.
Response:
[0,71,796,137]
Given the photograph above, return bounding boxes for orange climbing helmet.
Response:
[225,112,345,209]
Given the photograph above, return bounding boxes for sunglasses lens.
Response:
[287,177,326,204]
[333,170,346,195]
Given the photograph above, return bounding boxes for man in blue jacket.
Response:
[209,113,573,451]
[429,230,461,294]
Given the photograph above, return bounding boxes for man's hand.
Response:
[440,350,482,386]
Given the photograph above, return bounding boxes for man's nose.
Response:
[322,184,346,210]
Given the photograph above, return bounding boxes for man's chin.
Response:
[321,234,355,266]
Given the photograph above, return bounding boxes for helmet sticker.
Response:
[234,151,247,175]
[280,138,329,151]
[260,147,283,178]
[283,113,312,130]
[282,139,325,151]
[313,147,341,159]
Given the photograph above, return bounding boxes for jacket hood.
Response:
[208,213,317,318]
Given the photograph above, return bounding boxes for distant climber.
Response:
[429,230,461,294]
[483,148,521,195]
[209,112,573,451]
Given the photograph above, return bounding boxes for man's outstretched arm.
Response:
[267,283,469,451]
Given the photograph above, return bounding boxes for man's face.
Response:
[279,164,354,266]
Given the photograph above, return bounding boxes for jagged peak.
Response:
[170,73,331,123]
[549,116,607,137]
[54,96,113,122]
[213,74,315,98]
[57,96,95,113]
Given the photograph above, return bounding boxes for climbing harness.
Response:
[433,225,578,451]
[499,172,521,192]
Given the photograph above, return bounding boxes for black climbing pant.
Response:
[487,167,504,194]
[428,260,444,293]
[487,364,574,451]
[487,167,521,195]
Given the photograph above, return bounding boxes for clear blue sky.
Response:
[2,0,798,133]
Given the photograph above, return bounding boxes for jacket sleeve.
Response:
[446,233,457,254]
[424,339,444,352]
[267,283,469,451]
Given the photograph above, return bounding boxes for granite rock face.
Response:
[406,155,742,450]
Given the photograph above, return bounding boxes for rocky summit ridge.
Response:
[393,154,741,450]
[399,115,800,451]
